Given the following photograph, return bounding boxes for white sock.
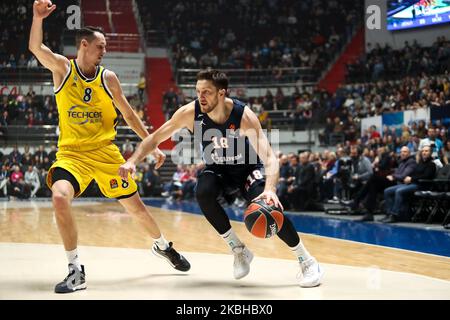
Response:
[290,239,313,263]
[66,248,81,270]
[154,234,169,250]
[221,229,244,250]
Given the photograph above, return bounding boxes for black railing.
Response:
[0,125,144,146]
[146,30,167,47]
[0,67,52,84]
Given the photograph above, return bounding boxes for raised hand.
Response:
[33,0,56,19]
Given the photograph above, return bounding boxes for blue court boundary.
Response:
[143,198,450,258]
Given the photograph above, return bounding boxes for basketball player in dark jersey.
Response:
[120,69,323,287]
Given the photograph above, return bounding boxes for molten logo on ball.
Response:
[244,200,284,238]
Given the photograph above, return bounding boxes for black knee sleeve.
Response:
[277,216,300,247]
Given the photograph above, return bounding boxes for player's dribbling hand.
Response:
[118,161,136,181]
[151,148,166,170]
[33,0,56,19]
[252,190,284,211]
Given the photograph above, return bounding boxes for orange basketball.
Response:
[244,199,284,238]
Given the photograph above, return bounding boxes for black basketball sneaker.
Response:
[54,264,87,293]
[151,242,191,272]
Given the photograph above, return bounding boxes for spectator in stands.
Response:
[0,164,9,197]
[9,146,22,165]
[441,140,450,165]
[46,111,57,125]
[161,164,184,198]
[17,53,27,67]
[10,175,30,199]
[34,145,47,163]
[22,145,32,159]
[292,106,305,130]
[0,109,9,138]
[48,145,57,162]
[136,106,146,124]
[407,134,420,155]
[258,107,272,130]
[323,147,345,202]
[381,145,436,223]
[142,164,162,196]
[316,150,336,201]
[417,120,427,138]
[419,127,443,159]
[251,98,262,114]
[288,152,316,211]
[183,52,197,68]
[350,145,373,184]
[121,139,135,160]
[21,152,33,169]
[349,146,416,221]
[335,145,372,202]
[42,156,51,171]
[180,164,200,200]
[24,165,40,197]
[277,154,293,209]
[7,54,16,68]
[275,88,285,110]
[27,55,38,68]
[319,117,334,145]
[333,117,343,134]
[137,72,146,102]
[10,164,24,184]
[0,108,10,125]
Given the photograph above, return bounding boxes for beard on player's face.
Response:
[200,95,219,113]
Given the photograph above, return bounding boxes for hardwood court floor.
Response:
[0,200,449,299]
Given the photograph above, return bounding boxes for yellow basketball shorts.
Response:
[46,143,137,198]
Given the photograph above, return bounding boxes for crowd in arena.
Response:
[0,87,147,129]
[0,0,75,69]
[159,35,449,134]
[2,115,449,226]
[0,142,163,200]
[138,0,362,72]
[318,72,450,145]
[274,128,445,222]
[346,36,450,83]
[161,85,321,130]
[161,125,446,226]
[0,145,56,199]
[155,118,450,226]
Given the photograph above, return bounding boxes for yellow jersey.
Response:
[54,59,118,151]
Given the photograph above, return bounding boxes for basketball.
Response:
[244,199,284,238]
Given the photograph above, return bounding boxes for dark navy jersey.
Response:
[193,98,261,166]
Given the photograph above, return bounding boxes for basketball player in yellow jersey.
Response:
[29,0,190,294]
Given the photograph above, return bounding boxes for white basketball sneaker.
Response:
[232,245,254,279]
[298,257,324,288]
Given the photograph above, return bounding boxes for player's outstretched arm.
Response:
[118,102,195,180]
[29,0,69,75]
[106,70,167,168]
[106,71,152,140]
[241,107,283,210]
